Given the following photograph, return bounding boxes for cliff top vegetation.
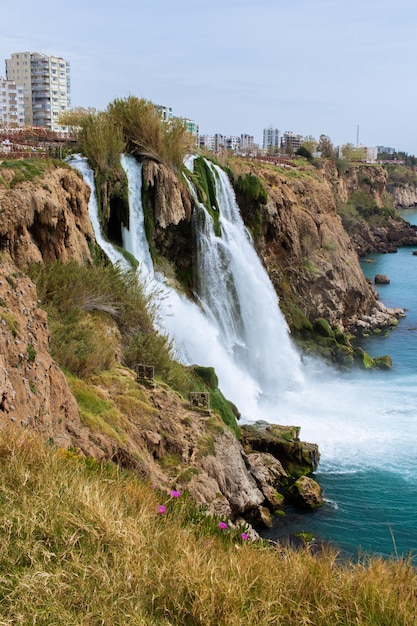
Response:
[60,96,196,174]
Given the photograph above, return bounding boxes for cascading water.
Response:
[193,161,303,400]
[69,155,129,269]
[119,154,263,416]
[73,154,417,557]
[120,154,154,277]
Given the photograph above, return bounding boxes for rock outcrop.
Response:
[241,422,322,511]
[389,183,417,208]
[0,165,94,267]
[0,257,81,447]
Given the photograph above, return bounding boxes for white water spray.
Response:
[194,161,303,399]
[120,154,154,276]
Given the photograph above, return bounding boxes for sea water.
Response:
[262,209,417,559]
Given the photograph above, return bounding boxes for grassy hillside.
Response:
[0,427,415,625]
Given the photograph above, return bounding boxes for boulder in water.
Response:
[374,274,390,284]
[288,476,323,510]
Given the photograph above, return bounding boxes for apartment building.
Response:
[262,126,280,151]
[281,131,303,153]
[240,134,255,152]
[5,51,70,131]
[200,133,255,153]
[0,77,24,127]
[156,104,173,123]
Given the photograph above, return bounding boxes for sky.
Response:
[2,0,417,153]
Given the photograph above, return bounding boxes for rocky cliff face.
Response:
[325,162,417,256]
[228,159,399,333]
[0,160,320,531]
[0,165,94,267]
[389,183,417,208]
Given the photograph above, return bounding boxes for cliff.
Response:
[0,163,94,267]
[0,158,321,531]
[1,152,413,528]
[226,158,401,334]
[329,162,417,256]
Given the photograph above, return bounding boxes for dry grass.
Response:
[0,428,416,625]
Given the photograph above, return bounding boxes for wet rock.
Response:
[288,475,323,510]
[241,422,320,478]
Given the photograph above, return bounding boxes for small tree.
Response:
[301,135,317,155]
[296,146,313,161]
[318,134,334,158]
[341,143,367,162]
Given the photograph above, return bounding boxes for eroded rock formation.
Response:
[0,166,94,267]
[229,159,402,333]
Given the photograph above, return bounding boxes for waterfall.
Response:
[193,161,303,399]
[120,154,154,277]
[71,154,415,453]
[69,155,129,269]
[117,154,303,417]
[70,154,417,556]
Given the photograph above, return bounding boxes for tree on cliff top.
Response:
[317,134,334,158]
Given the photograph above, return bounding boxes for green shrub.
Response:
[107,96,195,170]
[0,311,19,337]
[187,157,220,234]
[28,261,154,378]
[313,318,334,338]
[234,173,268,206]
[27,344,37,362]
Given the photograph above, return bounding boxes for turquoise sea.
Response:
[262,208,417,559]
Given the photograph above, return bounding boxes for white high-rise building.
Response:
[0,77,24,127]
[262,126,280,151]
[5,52,71,131]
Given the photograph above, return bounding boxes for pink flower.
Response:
[157,505,167,515]
[241,533,248,541]
[170,490,181,498]
[218,522,228,530]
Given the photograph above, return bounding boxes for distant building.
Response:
[281,131,303,153]
[183,118,199,137]
[367,147,378,163]
[0,76,24,127]
[199,134,215,150]
[377,146,396,155]
[240,134,255,152]
[5,51,70,131]
[199,132,255,153]
[214,134,226,152]
[156,104,173,123]
[226,135,240,151]
[262,126,280,151]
